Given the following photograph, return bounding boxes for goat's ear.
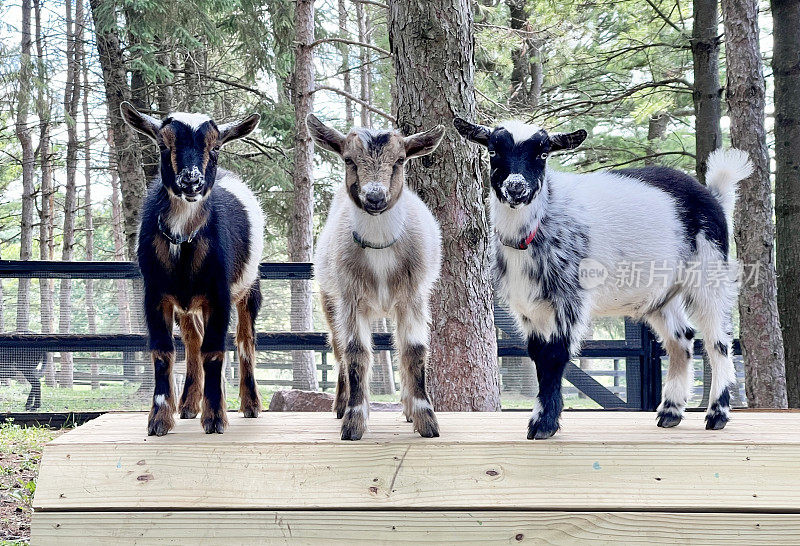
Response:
[306,114,346,155]
[453,117,491,147]
[404,125,445,158]
[219,113,260,146]
[120,101,161,142]
[549,129,588,152]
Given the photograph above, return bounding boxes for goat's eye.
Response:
[488,150,496,158]
[540,152,548,159]
[344,158,355,167]
[395,159,404,167]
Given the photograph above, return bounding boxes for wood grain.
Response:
[33,411,800,511]
[32,511,800,544]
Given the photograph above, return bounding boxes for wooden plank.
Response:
[33,412,800,512]
[32,511,800,544]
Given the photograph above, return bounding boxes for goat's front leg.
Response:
[526,333,570,439]
[396,300,439,437]
[145,291,176,436]
[200,292,231,434]
[339,303,372,441]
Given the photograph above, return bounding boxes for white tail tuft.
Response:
[705,148,752,220]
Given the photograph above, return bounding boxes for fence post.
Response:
[624,318,643,410]
[624,319,662,411]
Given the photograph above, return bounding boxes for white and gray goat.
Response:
[307,114,445,441]
[455,117,750,439]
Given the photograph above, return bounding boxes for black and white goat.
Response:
[306,114,445,441]
[121,102,263,436]
[455,117,750,439]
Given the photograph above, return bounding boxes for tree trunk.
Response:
[693,0,723,406]
[389,0,500,411]
[693,0,723,182]
[14,0,34,334]
[357,1,371,127]
[34,0,56,386]
[722,0,788,408]
[289,0,318,390]
[338,0,354,125]
[81,13,99,389]
[58,0,81,388]
[90,0,146,260]
[772,0,800,408]
[108,124,135,382]
[645,112,668,165]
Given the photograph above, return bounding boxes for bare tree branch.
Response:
[644,0,685,34]
[310,37,391,57]
[352,0,388,8]
[314,85,397,123]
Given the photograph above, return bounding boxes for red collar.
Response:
[499,222,539,250]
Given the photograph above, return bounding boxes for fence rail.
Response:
[0,259,743,412]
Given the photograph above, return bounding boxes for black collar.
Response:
[158,214,201,245]
[352,230,398,250]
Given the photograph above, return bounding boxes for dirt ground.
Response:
[0,424,61,544]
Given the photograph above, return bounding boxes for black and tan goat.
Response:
[121,103,264,435]
[307,114,445,441]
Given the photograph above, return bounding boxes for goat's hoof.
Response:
[705,411,729,430]
[241,406,261,418]
[404,413,413,423]
[335,408,346,419]
[179,408,198,419]
[413,410,439,438]
[202,415,227,434]
[656,412,683,428]
[527,419,558,440]
[341,412,367,441]
[147,417,172,437]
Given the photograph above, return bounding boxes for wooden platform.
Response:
[33,411,800,543]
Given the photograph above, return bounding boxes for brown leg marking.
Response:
[236,293,261,418]
[400,343,438,438]
[201,350,228,434]
[178,312,204,419]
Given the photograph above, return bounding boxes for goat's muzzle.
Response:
[177,166,206,201]
[361,183,389,215]
[503,173,536,208]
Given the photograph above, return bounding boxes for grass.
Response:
[0,421,61,544]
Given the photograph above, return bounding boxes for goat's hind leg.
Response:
[321,292,347,419]
[693,306,736,430]
[647,303,694,428]
[178,309,204,419]
[236,282,262,418]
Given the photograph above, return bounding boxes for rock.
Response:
[268,389,402,412]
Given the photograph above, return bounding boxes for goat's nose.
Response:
[505,174,528,196]
[365,189,386,206]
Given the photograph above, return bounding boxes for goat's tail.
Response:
[705,148,752,220]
